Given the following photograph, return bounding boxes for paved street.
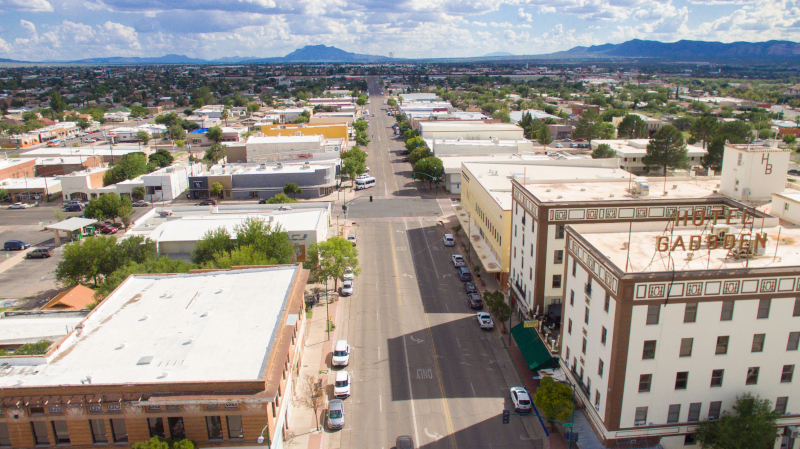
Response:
[320,78,546,449]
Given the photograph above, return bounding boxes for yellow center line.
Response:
[389,223,402,307]
[424,312,458,449]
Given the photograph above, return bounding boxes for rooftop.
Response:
[592,139,707,156]
[0,177,60,189]
[420,122,522,131]
[521,177,726,203]
[20,146,143,157]
[246,135,323,144]
[148,210,325,243]
[0,311,88,346]
[0,266,300,386]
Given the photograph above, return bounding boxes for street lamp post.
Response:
[256,421,271,446]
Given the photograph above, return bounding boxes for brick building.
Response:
[0,159,36,182]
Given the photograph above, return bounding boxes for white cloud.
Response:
[518,7,533,21]
[538,5,556,13]
[0,0,53,12]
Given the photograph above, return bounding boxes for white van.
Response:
[355,177,376,190]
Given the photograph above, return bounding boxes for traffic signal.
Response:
[502,410,510,424]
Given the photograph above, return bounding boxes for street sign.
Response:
[563,423,574,427]
[524,320,539,328]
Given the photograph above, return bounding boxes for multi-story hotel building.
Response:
[0,265,307,449]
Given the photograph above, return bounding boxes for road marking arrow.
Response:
[424,428,442,441]
[403,273,413,278]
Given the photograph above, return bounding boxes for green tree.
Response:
[0,187,8,201]
[355,131,370,147]
[84,193,123,222]
[49,90,67,114]
[534,377,574,429]
[405,136,428,153]
[191,227,235,265]
[340,147,367,163]
[205,126,224,144]
[116,235,157,264]
[76,118,91,131]
[643,125,689,177]
[413,157,443,189]
[148,149,174,168]
[135,130,151,146]
[690,115,718,149]
[407,146,432,166]
[695,393,779,449]
[701,136,726,173]
[573,109,603,143]
[132,437,169,449]
[169,124,186,141]
[131,186,145,200]
[356,94,368,106]
[537,125,553,151]
[342,157,366,188]
[265,193,300,204]
[130,106,149,118]
[387,98,397,107]
[283,182,303,198]
[210,182,224,197]
[592,143,617,159]
[247,102,261,113]
[233,217,295,264]
[617,114,648,139]
[119,196,134,229]
[352,120,369,133]
[204,143,226,165]
[716,120,753,144]
[14,340,52,355]
[103,153,152,185]
[483,290,511,332]
[305,236,360,292]
[55,235,122,286]
[492,109,510,123]
[672,116,694,131]
[95,256,194,299]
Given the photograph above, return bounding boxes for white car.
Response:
[510,386,533,412]
[356,174,370,180]
[443,234,455,246]
[364,166,370,172]
[342,268,354,280]
[8,202,29,209]
[341,279,353,296]
[332,340,351,367]
[477,312,494,330]
[328,399,345,430]
[334,370,351,398]
[451,254,466,267]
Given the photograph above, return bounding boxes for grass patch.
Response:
[175,152,187,158]
[306,309,313,319]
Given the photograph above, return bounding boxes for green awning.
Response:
[511,322,559,372]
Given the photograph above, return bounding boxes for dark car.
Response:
[400,149,410,155]
[199,199,217,206]
[457,266,472,282]
[65,204,83,212]
[464,282,478,294]
[258,199,268,204]
[396,436,414,449]
[4,240,31,251]
[789,169,800,176]
[467,293,483,309]
[27,248,53,258]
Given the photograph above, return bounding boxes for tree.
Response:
[55,235,121,286]
[84,193,123,222]
[148,149,174,168]
[617,114,648,139]
[210,182,223,198]
[690,116,718,149]
[135,130,151,146]
[191,227,235,265]
[220,108,229,126]
[492,109,510,123]
[14,340,52,355]
[119,196,134,229]
[701,136,725,173]
[340,147,367,163]
[49,90,67,115]
[695,393,779,449]
[355,131,370,147]
[131,186,145,200]
[132,437,169,449]
[204,143,226,165]
[591,143,617,159]
[356,94,368,106]
[247,102,260,113]
[342,157,366,189]
[413,157,443,189]
[116,235,157,264]
[537,125,553,151]
[387,98,397,107]
[169,124,186,141]
[0,187,8,202]
[305,236,360,292]
[234,217,295,264]
[296,374,326,431]
[352,120,369,133]
[76,118,91,131]
[784,134,797,145]
[103,153,152,185]
[672,116,694,131]
[534,377,574,429]
[483,290,511,332]
[205,126,224,144]
[265,193,300,204]
[642,125,689,177]
[573,109,603,143]
[405,136,428,153]
[716,120,753,144]
[283,182,303,198]
[407,146,432,166]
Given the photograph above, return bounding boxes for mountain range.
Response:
[0,40,798,64]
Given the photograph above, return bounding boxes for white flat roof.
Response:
[0,267,299,386]
[151,210,324,243]
[593,139,707,156]
[20,146,143,157]
[0,312,88,346]
[46,217,97,232]
[421,122,522,131]
[0,177,60,189]
[0,159,31,170]
[522,178,725,203]
[247,135,322,144]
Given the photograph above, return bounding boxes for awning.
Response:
[511,322,559,372]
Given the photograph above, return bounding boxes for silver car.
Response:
[328,399,345,430]
[341,280,353,296]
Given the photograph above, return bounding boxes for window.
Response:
[646,305,660,325]
[634,407,648,426]
[737,153,743,166]
[775,397,788,415]
[751,334,765,352]
[710,369,724,387]
[788,332,800,351]
[587,377,591,394]
[206,416,223,440]
[572,260,577,276]
[552,275,561,288]
[568,319,572,334]
[566,346,570,362]
[679,338,693,357]
[168,417,185,440]
[514,247,516,259]
[642,340,656,359]
[595,390,601,409]
[746,367,759,385]
[757,299,771,319]
[667,404,681,423]
[29,407,44,415]
[110,419,127,443]
[554,250,563,264]
[684,303,698,323]
[31,422,49,446]
[585,306,590,325]
[720,301,734,321]
[598,359,604,378]
[687,403,701,422]
[715,336,729,355]
[708,401,722,420]
[52,421,70,445]
[601,326,607,345]
[639,374,652,392]
[226,416,244,439]
[685,434,697,445]
[781,364,794,383]
[675,372,689,390]
[794,298,800,317]
[0,423,11,447]
[570,290,574,306]
[89,419,107,444]
[148,418,165,439]
[604,292,610,312]
[556,225,565,239]
[582,337,587,355]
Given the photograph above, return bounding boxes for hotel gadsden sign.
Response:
[656,208,768,252]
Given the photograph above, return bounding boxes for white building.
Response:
[720,142,790,202]
[426,138,533,157]
[590,139,707,175]
[419,122,525,140]
[59,167,113,201]
[114,164,202,202]
[234,135,344,163]
[771,191,800,224]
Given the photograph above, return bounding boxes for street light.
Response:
[256,422,271,445]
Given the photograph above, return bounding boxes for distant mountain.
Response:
[483,52,515,57]
[0,58,24,63]
[243,45,388,63]
[69,54,207,64]
[555,39,800,61]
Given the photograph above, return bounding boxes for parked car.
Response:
[334,370,351,398]
[132,200,151,207]
[443,234,455,247]
[332,340,351,367]
[555,143,563,148]
[27,248,53,258]
[788,169,800,176]
[561,138,572,142]
[467,293,483,309]
[464,282,478,294]
[65,204,83,212]
[341,279,354,296]
[510,386,533,412]
[8,202,29,209]
[258,198,268,204]
[396,436,414,449]
[457,266,472,282]
[328,399,345,430]
[451,254,466,267]
[199,199,217,206]
[96,224,118,234]
[4,240,31,251]
[477,311,494,329]
[342,268,354,280]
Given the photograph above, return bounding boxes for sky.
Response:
[0,0,797,61]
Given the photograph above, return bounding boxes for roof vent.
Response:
[672,185,678,189]
[137,356,153,365]
[580,188,586,191]
[139,314,150,321]
[157,371,169,379]
[183,337,195,346]
[610,194,615,197]
[200,311,211,318]
[557,195,563,199]
[215,288,224,294]
[116,342,127,350]
[546,189,551,192]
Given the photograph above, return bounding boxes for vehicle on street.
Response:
[342,267,354,280]
[332,340,351,367]
[8,202,30,209]
[132,200,151,207]
[27,248,53,258]
[96,224,119,234]
[570,143,578,148]
[562,138,572,142]
[789,169,800,176]
[443,234,455,246]
[555,143,563,148]
[341,279,354,296]
[347,234,356,246]
[451,254,466,267]
[467,293,483,309]
[457,266,472,282]
[65,204,83,212]
[510,386,533,412]
[400,149,410,155]
[328,399,345,430]
[356,174,370,180]
[355,177,376,190]
[464,282,477,294]
[396,436,414,449]
[334,370,351,398]
[199,199,217,206]
[575,138,585,142]
[4,240,31,251]
[477,311,494,329]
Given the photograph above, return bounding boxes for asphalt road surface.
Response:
[327,78,545,449]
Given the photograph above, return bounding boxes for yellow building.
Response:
[260,123,348,141]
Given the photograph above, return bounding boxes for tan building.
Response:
[0,265,308,449]
[0,159,36,181]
